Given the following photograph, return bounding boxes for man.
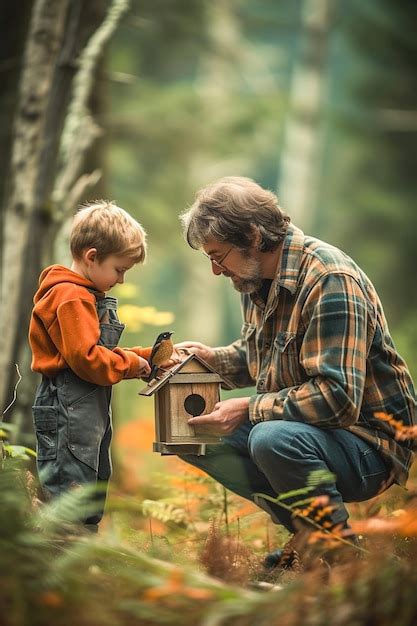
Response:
[176,176,416,564]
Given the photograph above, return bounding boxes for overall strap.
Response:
[86,288,123,327]
[84,288,124,349]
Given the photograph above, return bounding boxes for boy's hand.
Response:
[137,356,151,378]
[174,341,216,365]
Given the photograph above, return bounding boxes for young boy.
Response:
[29,201,167,530]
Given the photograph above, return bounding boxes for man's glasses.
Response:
[202,245,234,269]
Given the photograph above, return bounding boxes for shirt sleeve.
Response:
[53,298,144,384]
[249,272,372,428]
[211,338,255,389]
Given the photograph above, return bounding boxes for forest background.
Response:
[0,1,417,623]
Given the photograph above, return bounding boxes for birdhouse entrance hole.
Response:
[184,393,206,417]
[139,353,234,455]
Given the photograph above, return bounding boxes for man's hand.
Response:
[159,347,183,369]
[174,341,216,365]
[188,397,250,435]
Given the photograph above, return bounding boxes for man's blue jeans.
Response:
[179,420,391,533]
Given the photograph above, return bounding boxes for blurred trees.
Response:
[278,0,334,230]
[1,0,415,436]
[105,0,416,426]
[317,0,417,376]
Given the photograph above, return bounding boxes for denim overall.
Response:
[32,292,125,528]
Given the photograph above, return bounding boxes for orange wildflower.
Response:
[374,412,417,441]
[142,568,214,603]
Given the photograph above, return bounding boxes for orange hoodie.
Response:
[29,265,152,385]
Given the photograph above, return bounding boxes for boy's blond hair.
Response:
[70,201,147,263]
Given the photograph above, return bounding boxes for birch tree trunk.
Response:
[277,0,334,230]
[0,0,70,421]
[0,0,128,439]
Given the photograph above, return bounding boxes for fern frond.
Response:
[142,499,188,525]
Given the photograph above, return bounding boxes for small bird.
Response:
[147,331,174,382]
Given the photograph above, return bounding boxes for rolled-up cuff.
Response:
[249,392,284,424]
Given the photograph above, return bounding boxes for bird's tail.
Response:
[145,364,159,383]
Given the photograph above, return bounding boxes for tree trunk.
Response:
[185,0,249,348]
[277,0,334,230]
[0,0,71,423]
[0,0,128,439]
[0,2,33,277]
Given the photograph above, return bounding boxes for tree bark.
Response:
[0,0,128,439]
[0,2,33,277]
[0,0,71,418]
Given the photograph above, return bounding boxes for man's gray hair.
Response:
[180,176,290,252]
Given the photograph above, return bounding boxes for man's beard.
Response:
[230,256,263,294]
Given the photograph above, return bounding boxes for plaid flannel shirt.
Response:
[212,224,416,486]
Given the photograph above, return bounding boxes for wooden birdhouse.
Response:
[139,354,234,455]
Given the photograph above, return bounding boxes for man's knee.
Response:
[248,420,324,466]
[248,420,298,463]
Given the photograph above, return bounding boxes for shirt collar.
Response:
[248,222,304,307]
[277,223,304,295]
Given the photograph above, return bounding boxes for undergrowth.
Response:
[1,455,417,626]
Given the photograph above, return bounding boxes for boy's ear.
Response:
[84,248,98,263]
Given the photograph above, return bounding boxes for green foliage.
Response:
[256,469,337,504]
[142,498,188,525]
[0,463,260,626]
[2,463,417,625]
[307,469,337,488]
[0,421,36,461]
[2,444,36,460]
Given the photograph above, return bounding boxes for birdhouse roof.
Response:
[138,353,234,396]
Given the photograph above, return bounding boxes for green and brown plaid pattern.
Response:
[212,224,416,485]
